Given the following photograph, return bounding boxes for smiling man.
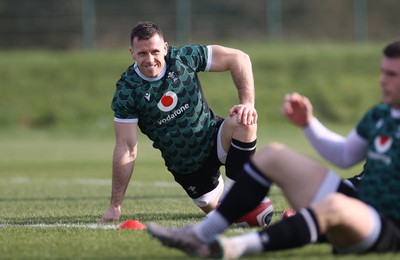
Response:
[101,21,273,226]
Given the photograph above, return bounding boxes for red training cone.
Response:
[118,220,147,230]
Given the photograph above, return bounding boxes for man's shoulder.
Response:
[374,103,390,111]
[367,103,391,117]
[117,64,144,86]
[167,44,207,59]
[360,103,389,117]
[167,44,208,72]
[357,103,393,136]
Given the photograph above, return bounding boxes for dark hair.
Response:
[383,40,400,58]
[130,21,164,45]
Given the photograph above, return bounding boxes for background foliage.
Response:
[0,43,383,135]
[1,0,399,49]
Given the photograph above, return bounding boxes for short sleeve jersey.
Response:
[111,45,217,174]
[356,103,400,223]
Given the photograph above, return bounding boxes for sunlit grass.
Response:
[0,126,373,260]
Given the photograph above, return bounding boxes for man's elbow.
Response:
[114,144,137,162]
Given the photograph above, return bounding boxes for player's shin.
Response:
[218,160,271,224]
[259,208,320,251]
[225,139,256,181]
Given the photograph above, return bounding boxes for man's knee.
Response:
[225,114,257,139]
[321,193,348,211]
[312,193,349,228]
[253,142,286,165]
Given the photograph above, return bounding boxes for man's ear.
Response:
[164,42,168,56]
[129,47,135,60]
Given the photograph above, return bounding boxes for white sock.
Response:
[193,211,230,242]
[229,232,263,255]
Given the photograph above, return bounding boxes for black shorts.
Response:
[346,171,364,190]
[368,213,400,253]
[171,117,224,199]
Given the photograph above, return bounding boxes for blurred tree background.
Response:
[0,0,397,134]
[0,0,399,49]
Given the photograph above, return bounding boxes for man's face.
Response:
[380,57,400,108]
[130,34,168,78]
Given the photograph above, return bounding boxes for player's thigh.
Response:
[252,142,328,207]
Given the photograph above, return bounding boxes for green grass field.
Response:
[0,127,396,260]
[1,43,399,259]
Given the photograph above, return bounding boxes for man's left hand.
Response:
[229,103,258,125]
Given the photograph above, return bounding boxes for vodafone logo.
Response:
[374,135,393,153]
[157,91,178,112]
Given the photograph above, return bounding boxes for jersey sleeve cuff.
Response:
[205,45,213,72]
[114,117,138,123]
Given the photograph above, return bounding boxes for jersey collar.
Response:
[133,63,166,82]
[391,107,400,119]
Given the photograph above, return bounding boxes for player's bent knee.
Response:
[323,193,349,210]
[225,114,257,135]
[315,193,350,224]
[253,142,286,164]
[258,142,285,156]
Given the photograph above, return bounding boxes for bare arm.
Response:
[209,45,257,125]
[101,122,138,222]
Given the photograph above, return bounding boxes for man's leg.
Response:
[148,142,334,255]
[192,142,331,241]
[211,193,380,259]
[313,193,379,250]
[215,141,329,221]
[252,142,329,208]
[219,114,257,185]
[217,115,274,227]
[191,115,257,213]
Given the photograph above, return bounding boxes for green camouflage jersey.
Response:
[111,45,218,174]
[356,103,400,224]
